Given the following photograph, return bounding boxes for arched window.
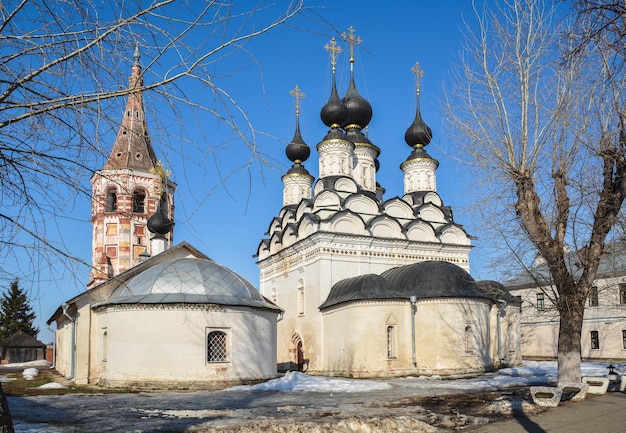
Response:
[132,189,146,213]
[297,280,305,316]
[464,325,474,354]
[207,330,227,362]
[105,187,117,212]
[386,325,397,359]
[102,330,108,362]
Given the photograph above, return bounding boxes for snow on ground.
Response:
[229,370,392,392]
[36,382,67,389]
[228,361,626,394]
[7,361,626,433]
[22,368,38,380]
[0,360,50,369]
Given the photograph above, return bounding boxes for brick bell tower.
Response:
[88,46,175,288]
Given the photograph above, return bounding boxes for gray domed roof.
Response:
[103,258,280,311]
[381,261,488,300]
[320,274,405,309]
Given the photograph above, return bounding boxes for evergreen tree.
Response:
[0,279,38,341]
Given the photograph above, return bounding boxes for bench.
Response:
[558,381,589,402]
[530,386,562,407]
[582,377,610,395]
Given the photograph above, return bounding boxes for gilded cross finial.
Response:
[411,61,425,95]
[150,160,171,193]
[290,85,305,116]
[341,26,362,62]
[324,37,342,72]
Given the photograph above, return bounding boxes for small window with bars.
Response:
[207,330,228,363]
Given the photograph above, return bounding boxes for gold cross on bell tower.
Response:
[289,85,305,116]
[324,37,342,72]
[150,160,171,194]
[411,61,425,95]
[341,26,362,62]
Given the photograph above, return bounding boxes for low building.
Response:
[48,242,282,388]
[319,261,521,377]
[506,241,626,361]
[0,330,46,364]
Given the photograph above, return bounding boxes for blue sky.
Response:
[13,1,494,341]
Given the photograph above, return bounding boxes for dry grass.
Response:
[0,369,130,397]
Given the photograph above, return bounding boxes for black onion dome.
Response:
[381,261,488,300]
[321,74,349,128]
[405,105,432,148]
[147,192,174,235]
[285,118,310,163]
[342,76,372,129]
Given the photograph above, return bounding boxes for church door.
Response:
[296,340,304,371]
[291,334,305,371]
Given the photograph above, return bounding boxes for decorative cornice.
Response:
[94,303,227,313]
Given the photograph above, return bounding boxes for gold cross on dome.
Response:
[324,37,342,71]
[341,26,362,61]
[150,160,171,193]
[411,61,425,94]
[289,85,305,115]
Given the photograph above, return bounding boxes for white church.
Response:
[256,32,522,377]
[48,31,522,388]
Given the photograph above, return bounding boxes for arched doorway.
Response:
[291,334,305,371]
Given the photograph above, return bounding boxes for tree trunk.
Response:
[557,293,585,383]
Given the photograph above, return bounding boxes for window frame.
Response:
[386,325,397,359]
[464,325,474,354]
[297,281,305,317]
[589,286,599,307]
[132,189,146,214]
[590,330,600,350]
[105,187,117,213]
[206,329,229,364]
[620,284,626,305]
[536,292,545,311]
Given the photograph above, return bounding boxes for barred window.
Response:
[620,284,626,305]
[207,331,227,362]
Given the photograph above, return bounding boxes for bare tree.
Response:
[0,1,304,285]
[445,0,626,382]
